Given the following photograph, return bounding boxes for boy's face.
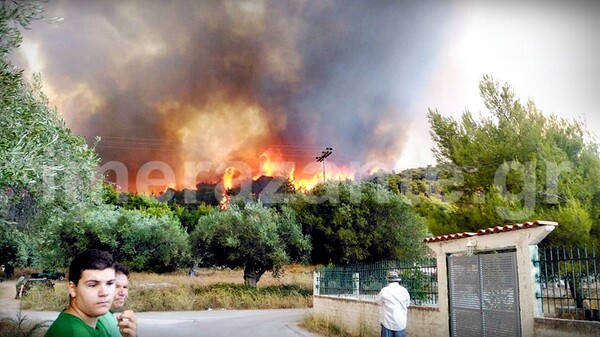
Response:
[69,268,116,318]
[112,272,129,310]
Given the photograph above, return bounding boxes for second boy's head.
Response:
[112,262,130,311]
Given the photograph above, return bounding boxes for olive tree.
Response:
[190,201,311,287]
[37,203,191,272]
[1,1,104,267]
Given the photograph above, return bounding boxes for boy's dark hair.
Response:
[114,262,130,278]
[68,249,115,285]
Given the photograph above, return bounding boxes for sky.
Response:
[13,0,600,192]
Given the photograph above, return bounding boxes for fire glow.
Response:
[214,152,369,210]
[101,145,390,200]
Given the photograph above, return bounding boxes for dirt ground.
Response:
[0,279,25,315]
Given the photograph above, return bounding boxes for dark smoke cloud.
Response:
[16,0,452,191]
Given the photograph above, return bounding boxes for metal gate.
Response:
[448,251,521,337]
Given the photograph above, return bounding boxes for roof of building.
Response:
[422,220,558,243]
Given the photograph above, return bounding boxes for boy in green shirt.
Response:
[45,249,116,337]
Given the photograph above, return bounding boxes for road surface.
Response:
[8,309,321,337]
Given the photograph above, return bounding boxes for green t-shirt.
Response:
[98,311,123,337]
[44,311,110,337]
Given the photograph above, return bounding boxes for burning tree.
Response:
[190,201,311,287]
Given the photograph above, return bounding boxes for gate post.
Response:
[530,245,543,317]
[352,272,360,298]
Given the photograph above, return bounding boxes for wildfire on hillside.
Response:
[215,148,379,210]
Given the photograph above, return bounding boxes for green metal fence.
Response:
[534,246,600,321]
[315,258,438,306]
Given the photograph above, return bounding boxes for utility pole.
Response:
[316,147,333,183]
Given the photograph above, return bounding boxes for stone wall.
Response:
[313,296,600,337]
[313,295,443,336]
[534,318,600,337]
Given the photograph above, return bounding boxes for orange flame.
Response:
[223,166,237,190]
[253,148,286,179]
[219,166,238,211]
[369,167,382,175]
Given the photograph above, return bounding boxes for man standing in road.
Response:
[44,249,116,337]
[376,270,410,337]
[15,273,26,299]
[98,262,137,337]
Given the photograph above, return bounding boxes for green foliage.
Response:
[116,192,173,217]
[0,67,102,222]
[289,181,428,265]
[398,268,436,305]
[190,202,311,286]
[101,183,118,205]
[537,199,593,247]
[1,0,103,267]
[0,1,43,58]
[425,75,600,243]
[0,219,30,265]
[36,204,190,272]
[171,203,215,233]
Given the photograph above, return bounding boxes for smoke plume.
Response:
[18,0,451,192]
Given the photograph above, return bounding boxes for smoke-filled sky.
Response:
[13,0,600,192]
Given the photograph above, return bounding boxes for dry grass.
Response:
[130,264,316,288]
[300,314,378,337]
[21,265,316,312]
[20,282,68,311]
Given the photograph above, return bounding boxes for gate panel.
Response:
[449,255,482,337]
[480,253,520,337]
[448,252,520,337]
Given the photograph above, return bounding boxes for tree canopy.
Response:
[288,181,428,265]
[1,0,104,266]
[190,201,311,287]
[36,203,191,272]
[424,75,600,245]
[1,1,192,271]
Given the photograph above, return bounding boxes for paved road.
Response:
[5,309,322,337]
[136,309,321,337]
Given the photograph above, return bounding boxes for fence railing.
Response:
[534,246,600,321]
[315,258,438,306]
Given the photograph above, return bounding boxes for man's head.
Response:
[67,249,116,319]
[112,262,130,311]
[387,270,401,283]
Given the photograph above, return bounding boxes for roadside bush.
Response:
[0,311,49,337]
[36,204,190,272]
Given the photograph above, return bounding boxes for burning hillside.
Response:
[147,145,385,210]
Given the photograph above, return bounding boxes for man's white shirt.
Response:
[376,282,410,331]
